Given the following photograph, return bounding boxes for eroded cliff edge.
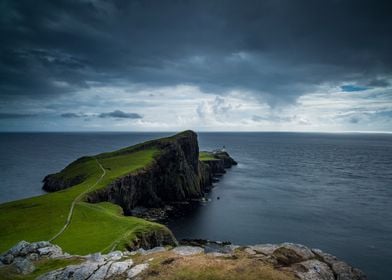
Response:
[85,130,237,215]
[42,130,237,216]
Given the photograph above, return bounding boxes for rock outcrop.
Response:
[42,157,91,192]
[0,241,366,280]
[37,254,136,280]
[244,243,367,280]
[0,241,69,275]
[84,130,237,214]
[127,227,178,250]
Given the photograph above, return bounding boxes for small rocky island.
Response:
[0,131,366,279]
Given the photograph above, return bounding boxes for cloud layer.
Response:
[0,0,391,131]
[98,110,142,119]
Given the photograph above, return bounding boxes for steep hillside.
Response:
[85,131,237,214]
[0,131,236,255]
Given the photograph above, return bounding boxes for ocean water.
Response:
[0,132,391,279]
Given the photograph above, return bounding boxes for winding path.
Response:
[49,158,106,242]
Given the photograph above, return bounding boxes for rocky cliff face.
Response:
[42,156,92,192]
[42,172,85,192]
[86,130,237,214]
[128,228,178,250]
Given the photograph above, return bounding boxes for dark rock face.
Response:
[42,174,86,192]
[86,130,236,214]
[127,228,178,250]
[213,151,238,168]
[42,156,92,192]
[198,161,214,191]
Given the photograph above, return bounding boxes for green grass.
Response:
[199,151,218,161]
[0,143,164,254]
[55,202,166,254]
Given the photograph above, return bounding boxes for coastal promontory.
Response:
[0,131,366,279]
[0,131,236,255]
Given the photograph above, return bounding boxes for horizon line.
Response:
[0,130,391,134]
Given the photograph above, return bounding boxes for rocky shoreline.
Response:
[0,240,366,280]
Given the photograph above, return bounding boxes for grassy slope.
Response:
[0,143,168,255]
[199,151,219,161]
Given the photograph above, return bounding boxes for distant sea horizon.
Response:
[1,132,391,280]
[1,130,391,133]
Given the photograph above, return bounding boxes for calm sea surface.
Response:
[0,132,391,280]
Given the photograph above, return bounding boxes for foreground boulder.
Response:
[37,258,134,280]
[0,241,366,280]
[0,241,68,275]
[0,240,67,265]
[243,242,366,280]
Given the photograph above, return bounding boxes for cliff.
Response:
[3,133,205,255]
[35,131,236,253]
[42,157,91,192]
[76,130,237,214]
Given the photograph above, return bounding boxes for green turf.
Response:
[55,202,167,254]
[0,144,163,254]
[199,151,218,161]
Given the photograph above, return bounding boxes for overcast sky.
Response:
[0,0,391,132]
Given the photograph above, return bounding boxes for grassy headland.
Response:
[0,142,167,255]
[0,131,234,255]
[199,151,218,161]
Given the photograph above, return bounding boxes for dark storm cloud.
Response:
[367,79,390,88]
[1,0,392,105]
[61,111,142,119]
[98,110,142,119]
[60,113,86,118]
[0,113,36,119]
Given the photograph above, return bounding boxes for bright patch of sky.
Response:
[1,83,390,132]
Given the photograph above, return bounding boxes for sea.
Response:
[0,132,391,280]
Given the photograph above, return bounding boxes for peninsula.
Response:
[0,131,236,254]
[0,131,366,280]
